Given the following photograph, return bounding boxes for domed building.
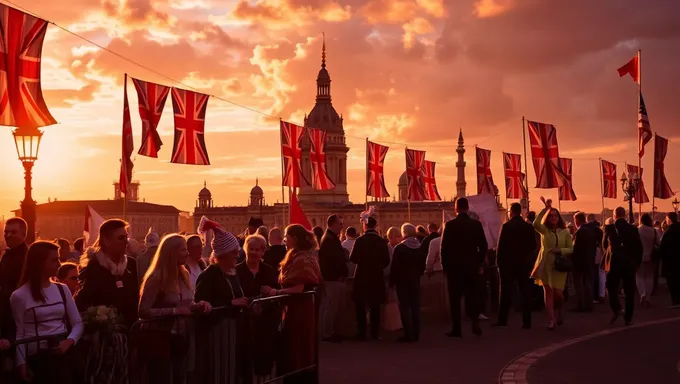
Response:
[197,181,213,209]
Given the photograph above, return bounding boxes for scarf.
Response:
[279,250,322,287]
[95,251,128,277]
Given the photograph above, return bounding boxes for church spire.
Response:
[316,33,331,101]
[321,32,326,69]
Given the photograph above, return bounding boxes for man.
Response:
[603,207,643,325]
[263,227,286,270]
[319,214,348,342]
[137,228,160,282]
[441,198,488,337]
[342,226,358,278]
[586,214,605,303]
[56,238,76,262]
[571,212,597,312]
[0,218,28,343]
[494,203,537,329]
[660,212,680,305]
[350,215,390,340]
[420,223,440,259]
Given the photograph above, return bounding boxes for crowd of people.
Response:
[0,196,679,383]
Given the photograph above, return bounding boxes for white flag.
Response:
[83,205,105,247]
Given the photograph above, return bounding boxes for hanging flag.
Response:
[170,88,210,165]
[405,149,426,201]
[119,75,134,194]
[476,147,495,195]
[526,120,569,189]
[281,120,308,188]
[366,140,390,198]
[557,158,577,201]
[503,153,527,199]
[289,190,311,230]
[0,5,56,128]
[626,164,649,204]
[307,127,335,190]
[617,54,640,84]
[423,160,442,201]
[601,160,617,199]
[638,93,652,158]
[653,135,674,199]
[132,77,170,158]
[84,205,105,247]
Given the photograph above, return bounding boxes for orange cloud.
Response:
[474,0,515,18]
[402,17,434,49]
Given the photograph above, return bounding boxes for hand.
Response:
[191,301,212,314]
[260,286,275,296]
[18,364,32,382]
[175,307,192,316]
[231,297,249,307]
[0,339,9,350]
[52,338,74,356]
[551,247,561,254]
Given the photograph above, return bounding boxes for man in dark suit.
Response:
[571,212,597,312]
[420,223,440,257]
[319,214,348,343]
[603,207,643,325]
[494,203,537,329]
[586,214,605,302]
[0,218,28,345]
[441,198,488,337]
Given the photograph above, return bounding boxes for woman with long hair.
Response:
[10,241,83,383]
[530,197,574,330]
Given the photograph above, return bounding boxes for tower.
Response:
[298,34,350,204]
[249,178,264,208]
[196,181,213,210]
[456,129,467,198]
[114,181,139,201]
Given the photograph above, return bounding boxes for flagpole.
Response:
[279,118,286,227]
[652,132,656,219]
[598,158,606,221]
[637,49,642,223]
[522,116,530,212]
[122,73,128,223]
[365,138,369,210]
[406,145,411,222]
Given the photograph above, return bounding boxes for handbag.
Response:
[552,230,573,272]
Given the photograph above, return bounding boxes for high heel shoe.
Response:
[548,320,556,331]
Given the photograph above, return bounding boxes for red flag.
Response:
[557,157,577,201]
[280,120,308,188]
[476,147,495,195]
[626,164,649,204]
[0,5,56,128]
[503,153,527,199]
[132,77,169,158]
[601,160,617,199]
[638,93,652,158]
[423,160,441,201]
[119,75,133,194]
[366,140,390,198]
[653,135,674,199]
[307,127,335,190]
[170,88,210,165]
[289,190,311,230]
[405,148,426,201]
[617,54,640,84]
[527,120,569,189]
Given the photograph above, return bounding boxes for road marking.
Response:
[498,316,680,384]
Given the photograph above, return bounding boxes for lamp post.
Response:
[13,127,43,244]
[620,171,640,224]
[673,196,679,214]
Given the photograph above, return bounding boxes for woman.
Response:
[262,224,321,384]
[11,241,84,383]
[637,214,659,307]
[236,234,279,297]
[389,224,425,342]
[56,262,79,297]
[185,235,208,288]
[138,234,211,384]
[383,226,403,332]
[531,197,573,330]
[194,217,249,384]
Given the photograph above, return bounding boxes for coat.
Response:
[603,218,644,270]
[441,212,488,276]
[319,229,348,282]
[350,229,390,304]
[0,242,27,339]
[389,237,426,288]
[530,208,574,288]
[660,222,680,278]
[496,216,536,276]
[572,224,598,272]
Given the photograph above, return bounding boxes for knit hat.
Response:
[145,227,160,248]
[198,216,239,257]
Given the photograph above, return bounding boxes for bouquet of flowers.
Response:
[82,305,119,332]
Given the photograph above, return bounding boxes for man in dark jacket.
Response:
[350,216,390,340]
[494,203,537,329]
[420,223,440,259]
[571,212,597,312]
[660,212,680,305]
[586,214,605,302]
[0,217,28,342]
[441,198,488,337]
[603,207,643,325]
[263,228,286,270]
[319,214,348,342]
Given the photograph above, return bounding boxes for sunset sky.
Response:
[1,0,679,219]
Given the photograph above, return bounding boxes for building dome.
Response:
[199,181,211,199]
[398,171,408,186]
[250,178,264,197]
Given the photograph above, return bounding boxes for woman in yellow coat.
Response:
[531,197,574,330]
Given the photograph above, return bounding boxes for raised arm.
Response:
[534,208,550,235]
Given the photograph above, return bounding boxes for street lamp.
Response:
[621,171,640,224]
[673,196,679,214]
[13,127,43,244]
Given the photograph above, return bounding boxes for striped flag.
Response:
[557,157,577,201]
[170,88,210,165]
[601,160,617,199]
[405,148,426,201]
[653,135,673,199]
[423,160,441,201]
[626,164,649,204]
[638,93,652,158]
[526,120,569,189]
[476,147,495,195]
[307,127,335,190]
[366,141,390,198]
[132,78,170,158]
[503,153,527,199]
[280,120,308,188]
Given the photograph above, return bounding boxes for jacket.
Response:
[496,216,536,274]
[263,244,287,270]
[319,229,348,282]
[350,229,390,304]
[441,212,488,274]
[389,237,426,287]
[0,243,28,339]
[603,218,644,268]
[660,223,680,278]
[572,224,598,271]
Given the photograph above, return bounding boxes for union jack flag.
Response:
[119,74,133,194]
[626,164,649,204]
[503,153,527,199]
[0,5,56,128]
[132,77,169,158]
[557,157,577,201]
[638,93,652,158]
[405,148,426,201]
[307,127,335,190]
[527,120,569,189]
[476,147,495,195]
[281,120,308,188]
[653,134,673,199]
[423,160,441,201]
[170,88,210,165]
[366,140,390,198]
[601,159,617,199]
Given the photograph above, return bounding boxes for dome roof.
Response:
[250,179,264,196]
[199,181,211,199]
[317,67,330,83]
[398,171,407,186]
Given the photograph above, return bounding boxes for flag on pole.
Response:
[119,75,133,194]
[132,77,170,158]
[307,127,335,190]
[626,164,649,204]
[476,147,495,195]
[170,88,210,165]
[653,135,673,199]
[366,141,390,198]
[84,205,105,247]
[405,148,426,201]
[617,54,640,84]
[0,5,56,128]
[280,120,308,188]
[289,190,311,230]
[423,160,441,201]
[601,160,617,199]
[503,153,527,199]
[638,93,652,158]
[557,157,577,201]
[526,120,569,188]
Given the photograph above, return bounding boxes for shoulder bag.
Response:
[553,231,573,272]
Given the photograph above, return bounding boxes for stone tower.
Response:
[298,35,350,204]
[456,129,467,198]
